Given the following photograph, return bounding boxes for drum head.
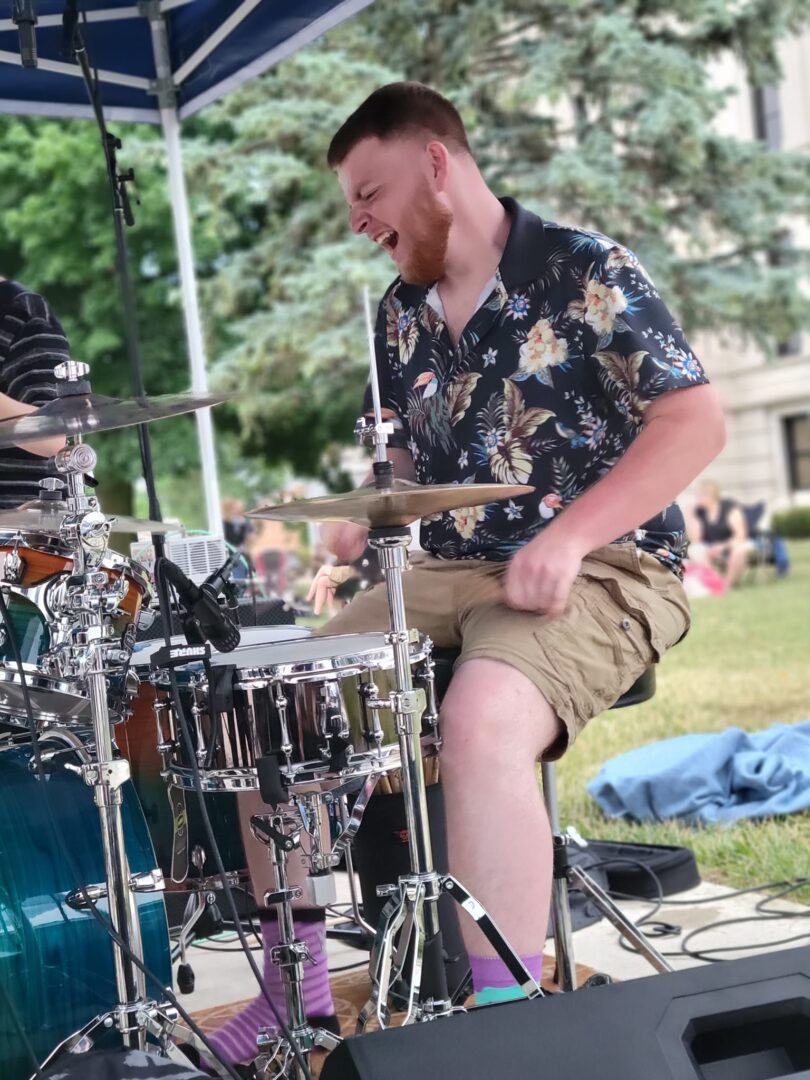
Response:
[227,632,428,684]
[130,623,311,670]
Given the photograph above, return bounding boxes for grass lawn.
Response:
[557,540,810,904]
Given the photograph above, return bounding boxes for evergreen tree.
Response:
[194,0,810,478]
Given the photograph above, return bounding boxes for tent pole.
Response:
[160,108,223,536]
[149,10,222,536]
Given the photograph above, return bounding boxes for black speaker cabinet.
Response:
[321,945,810,1080]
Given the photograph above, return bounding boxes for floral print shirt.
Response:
[366,198,709,573]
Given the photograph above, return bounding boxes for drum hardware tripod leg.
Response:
[541,761,672,991]
[358,528,545,1032]
[250,813,342,1080]
[33,601,232,1078]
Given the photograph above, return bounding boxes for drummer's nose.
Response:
[350,205,371,236]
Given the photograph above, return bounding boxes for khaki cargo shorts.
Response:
[318,542,691,760]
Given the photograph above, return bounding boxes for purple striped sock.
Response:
[469,953,543,993]
[207,913,336,1065]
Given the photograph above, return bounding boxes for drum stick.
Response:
[363,285,383,431]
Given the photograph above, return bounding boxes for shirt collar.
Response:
[497,196,547,289]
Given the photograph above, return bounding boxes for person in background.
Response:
[0,276,68,506]
[685,480,755,589]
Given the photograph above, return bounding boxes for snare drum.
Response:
[121,626,311,879]
[150,631,439,796]
[0,531,151,726]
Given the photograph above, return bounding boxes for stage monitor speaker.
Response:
[321,945,810,1080]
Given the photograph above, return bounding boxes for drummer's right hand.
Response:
[320,521,368,563]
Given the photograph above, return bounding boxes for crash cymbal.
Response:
[248,479,535,529]
[0,501,176,535]
[0,390,235,448]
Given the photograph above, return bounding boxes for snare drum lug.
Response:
[384,629,412,647]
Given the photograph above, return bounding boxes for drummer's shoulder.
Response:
[4,283,68,337]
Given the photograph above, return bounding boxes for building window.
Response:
[784,414,810,491]
[752,84,782,150]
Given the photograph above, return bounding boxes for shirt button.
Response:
[621,618,632,631]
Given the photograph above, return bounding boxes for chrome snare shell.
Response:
[149,630,439,795]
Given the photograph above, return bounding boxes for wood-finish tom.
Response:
[0,530,151,726]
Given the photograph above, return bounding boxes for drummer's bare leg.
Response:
[439,658,561,1003]
[207,791,338,1065]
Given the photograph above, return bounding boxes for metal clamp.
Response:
[270,940,312,969]
[389,687,425,716]
[81,758,131,790]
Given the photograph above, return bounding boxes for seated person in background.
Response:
[686,480,755,589]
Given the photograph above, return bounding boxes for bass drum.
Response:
[0,732,171,1080]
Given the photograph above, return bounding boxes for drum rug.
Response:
[190,955,596,1076]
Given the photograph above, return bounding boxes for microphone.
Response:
[157,557,241,654]
[13,0,38,69]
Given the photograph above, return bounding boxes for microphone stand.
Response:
[63,9,173,621]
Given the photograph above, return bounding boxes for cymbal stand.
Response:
[352,415,545,1030]
[32,363,231,1078]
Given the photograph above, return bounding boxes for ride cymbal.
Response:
[0,390,235,448]
[249,479,535,529]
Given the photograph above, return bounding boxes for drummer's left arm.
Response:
[0,391,65,457]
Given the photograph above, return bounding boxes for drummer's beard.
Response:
[398,180,453,287]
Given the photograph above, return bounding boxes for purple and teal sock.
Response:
[207,909,338,1065]
[470,953,544,1006]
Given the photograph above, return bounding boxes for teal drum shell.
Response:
[0,736,172,1079]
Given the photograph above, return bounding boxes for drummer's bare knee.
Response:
[439,657,560,770]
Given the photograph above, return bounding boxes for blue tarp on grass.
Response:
[588,720,810,825]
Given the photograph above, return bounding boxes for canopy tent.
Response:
[0,0,373,532]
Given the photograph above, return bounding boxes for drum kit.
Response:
[0,359,545,1080]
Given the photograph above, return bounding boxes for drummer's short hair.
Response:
[327,82,472,167]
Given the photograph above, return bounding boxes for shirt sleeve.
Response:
[0,292,70,406]
[361,284,411,441]
[583,245,710,427]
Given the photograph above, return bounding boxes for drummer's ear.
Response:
[424,140,451,193]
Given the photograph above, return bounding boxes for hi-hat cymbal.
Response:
[0,501,176,535]
[248,479,535,529]
[0,390,235,448]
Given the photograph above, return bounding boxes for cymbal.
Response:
[0,390,235,448]
[0,501,176,535]
[248,479,535,529]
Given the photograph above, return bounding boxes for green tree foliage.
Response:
[0,117,198,509]
[192,0,810,478]
[2,1,808,498]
